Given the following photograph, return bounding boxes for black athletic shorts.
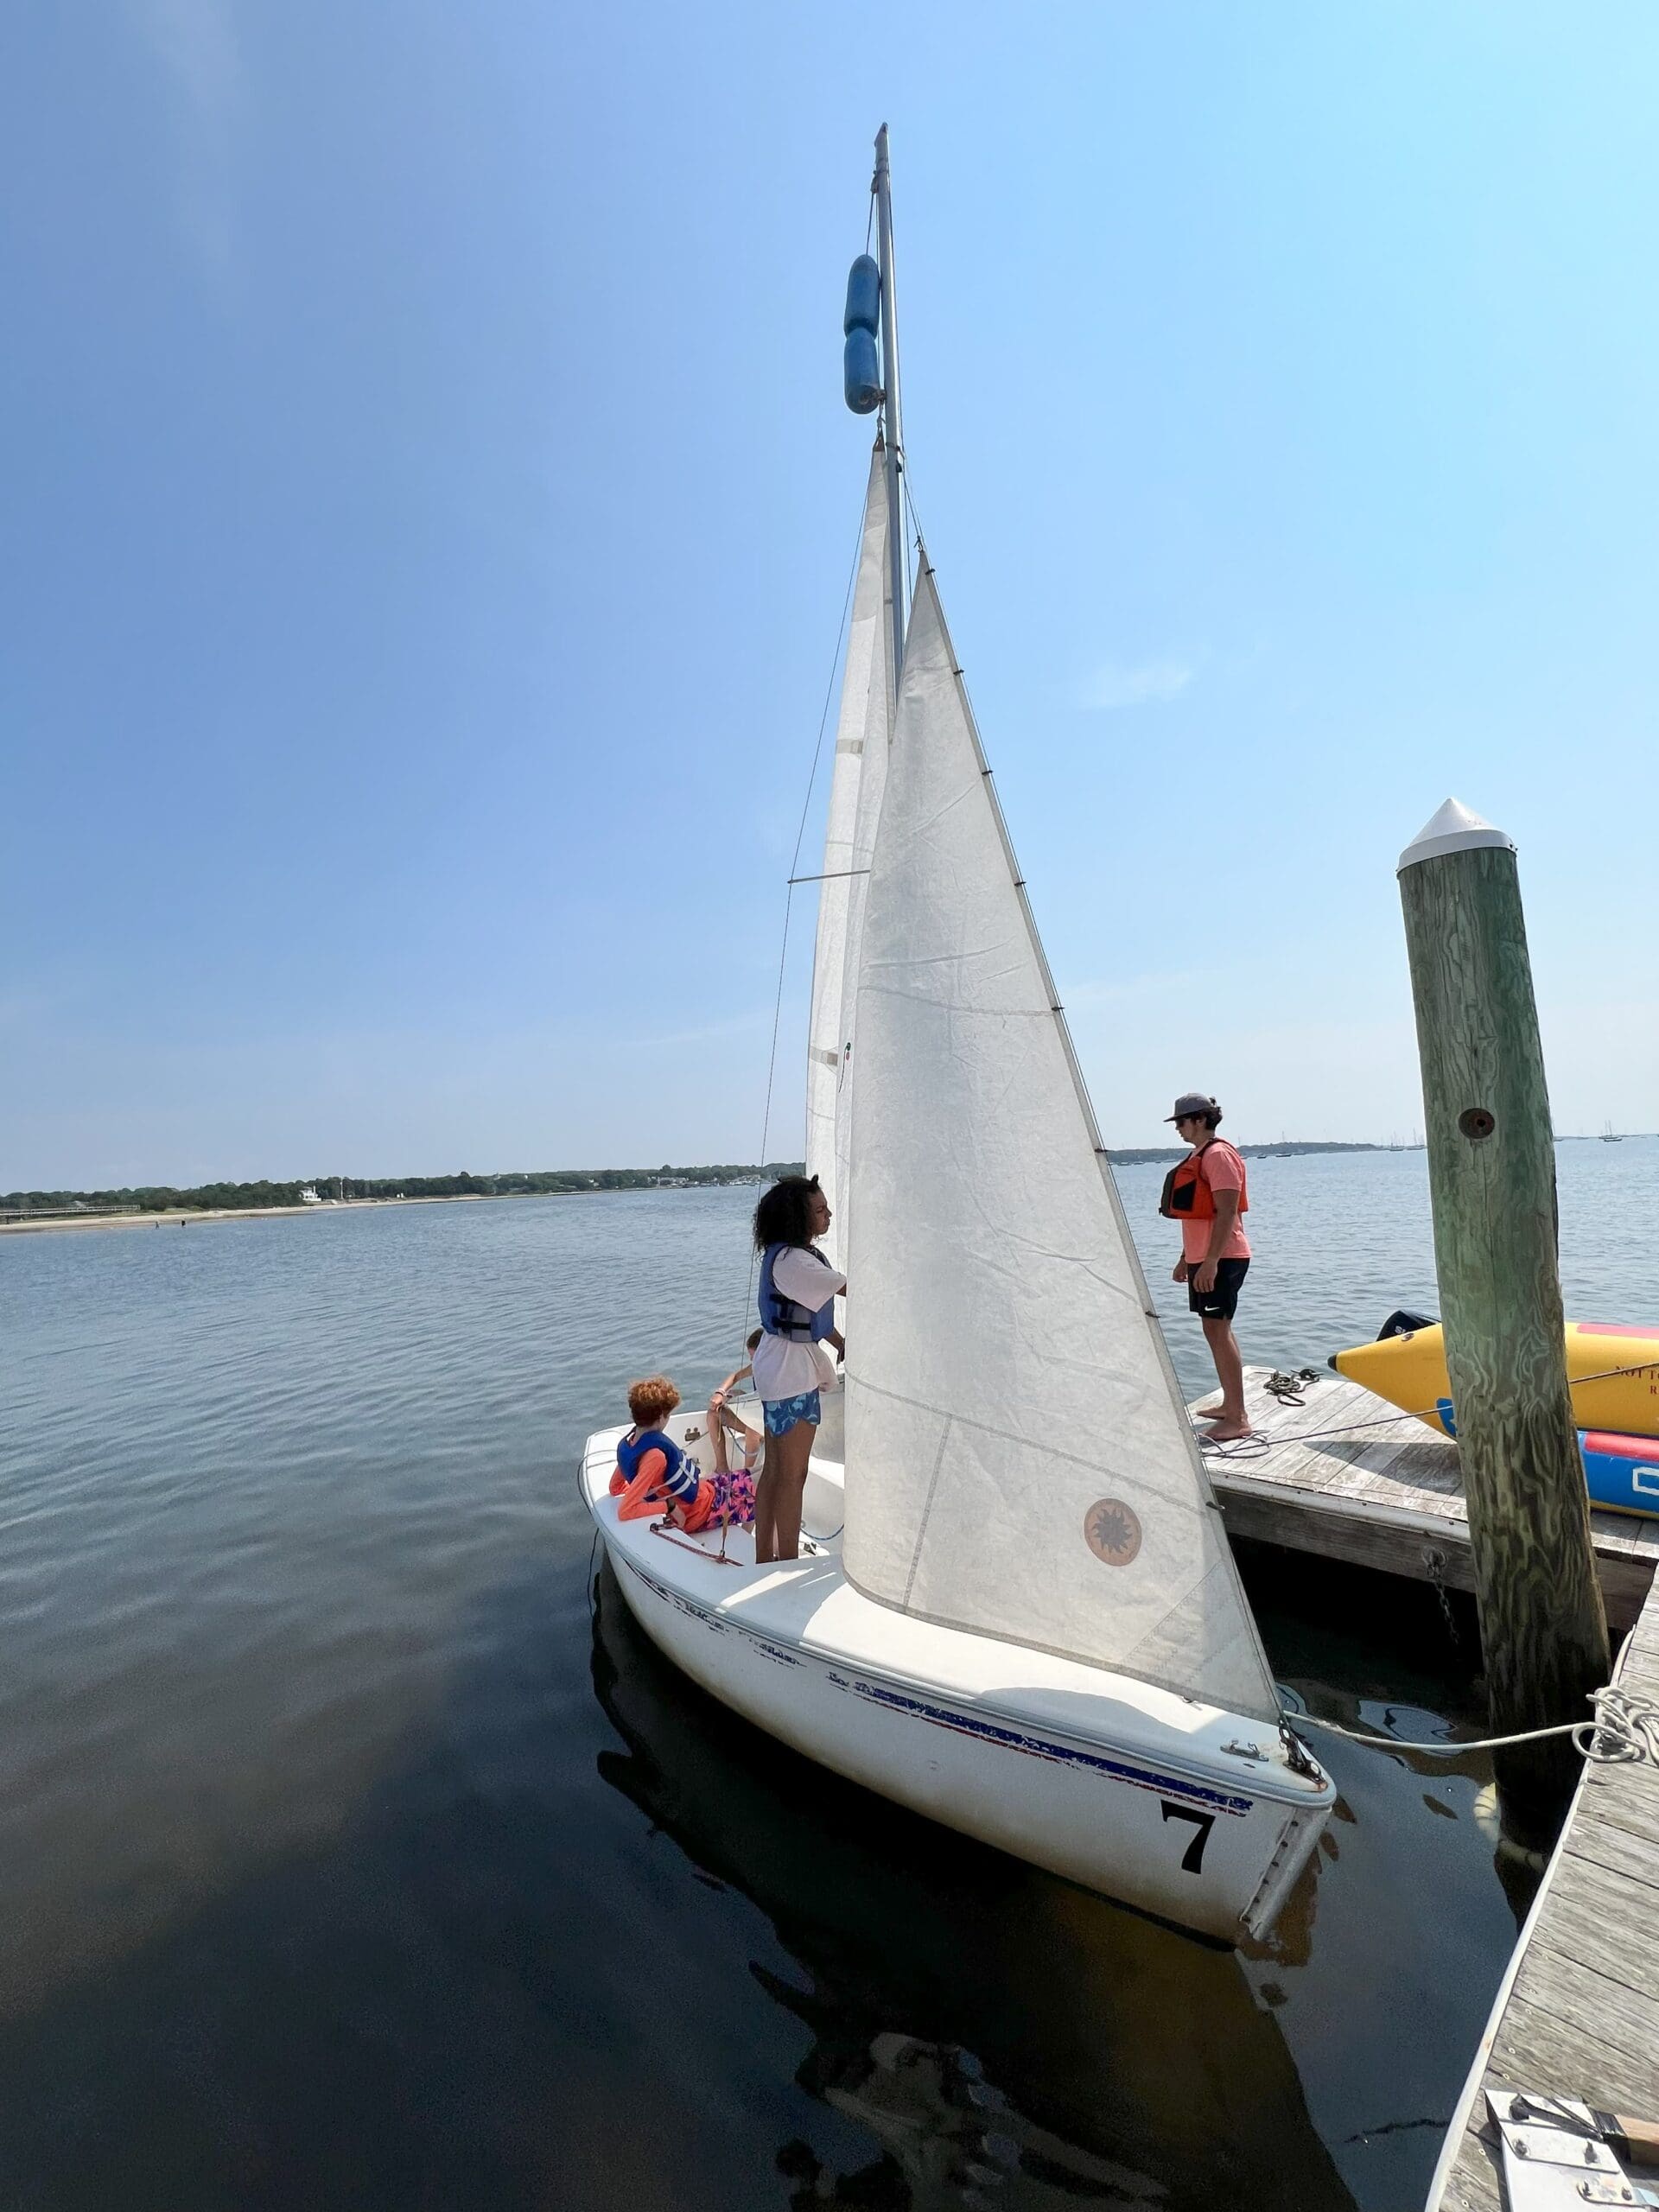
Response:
[1187,1256,1249,1321]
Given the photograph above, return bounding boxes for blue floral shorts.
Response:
[763,1389,821,1438]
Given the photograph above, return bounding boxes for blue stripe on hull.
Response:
[616,1553,1257,1820]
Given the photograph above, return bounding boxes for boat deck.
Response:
[1426,1576,1659,2209]
[578,1421,1327,1778]
[1200,1368,1659,1634]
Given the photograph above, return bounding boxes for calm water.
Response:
[3,1141,1655,2211]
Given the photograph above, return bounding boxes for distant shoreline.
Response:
[1104,1140,1425,1166]
[0,1163,803,1236]
[0,1195,479,1237]
[9,1134,1643,1240]
[0,1182,777,1239]
[2,1144,1389,1240]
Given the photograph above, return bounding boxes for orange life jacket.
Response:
[1158,1140,1249,1223]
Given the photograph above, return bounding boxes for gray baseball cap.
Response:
[1166,1092,1220,1122]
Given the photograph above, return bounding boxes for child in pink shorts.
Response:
[707,1330,763,1530]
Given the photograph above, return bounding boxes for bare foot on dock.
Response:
[1201,1421,1254,1443]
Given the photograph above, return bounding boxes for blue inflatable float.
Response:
[1433,1398,1659,1518]
[843,254,882,415]
[1581,1429,1659,1517]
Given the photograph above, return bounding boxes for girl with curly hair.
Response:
[750,1174,845,1562]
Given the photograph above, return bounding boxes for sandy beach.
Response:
[0,1196,483,1237]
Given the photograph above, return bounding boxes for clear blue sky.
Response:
[6,3,1657,1185]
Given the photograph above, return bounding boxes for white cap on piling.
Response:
[1397,798,1515,873]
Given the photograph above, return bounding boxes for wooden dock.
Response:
[1203,1371,1659,2208]
[1424,1577,1659,2209]
[1203,1368,1659,1635]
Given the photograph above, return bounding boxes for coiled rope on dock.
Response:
[1283,1683,1659,1764]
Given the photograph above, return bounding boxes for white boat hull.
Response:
[582,1414,1332,1945]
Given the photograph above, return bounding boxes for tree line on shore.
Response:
[1,1164,810,1217]
[3,1141,1400,1218]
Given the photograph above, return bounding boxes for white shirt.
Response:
[751,1244,846,1402]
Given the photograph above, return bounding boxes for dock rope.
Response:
[1283,1684,1659,1764]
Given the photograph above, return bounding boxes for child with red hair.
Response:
[609,1376,715,1533]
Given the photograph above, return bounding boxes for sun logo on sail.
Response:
[1084,1499,1142,1568]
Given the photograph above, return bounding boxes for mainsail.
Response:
[831,486,894,1268]
[804,446,892,1274]
[842,567,1280,1721]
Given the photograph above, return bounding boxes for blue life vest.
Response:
[617,1427,700,1502]
[758,1243,837,1344]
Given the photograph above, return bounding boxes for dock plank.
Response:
[1490,1990,1657,2114]
[1495,1942,1659,2087]
[1560,1805,1659,1892]
[1579,1765,1659,1849]
[1438,2154,1501,2212]
[1527,1849,1659,1999]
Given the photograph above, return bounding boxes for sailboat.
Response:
[579,129,1333,1943]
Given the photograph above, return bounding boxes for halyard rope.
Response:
[743,490,870,1334]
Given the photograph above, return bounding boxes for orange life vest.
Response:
[1158,1140,1249,1223]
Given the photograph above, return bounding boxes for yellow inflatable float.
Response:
[1332,1317,1659,1440]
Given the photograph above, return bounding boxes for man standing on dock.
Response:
[1161,1093,1253,1440]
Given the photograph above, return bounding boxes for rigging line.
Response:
[899,466,925,608]
[900,463,924,547]
[743,486,870,1333]
[785,495,871,896]
[865,183,875,255]
[901,469,976,732]
[753,882,796,1193]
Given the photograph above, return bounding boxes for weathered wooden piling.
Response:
[1398,799,1610,1834]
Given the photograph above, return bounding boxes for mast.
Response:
[873,124,907,686]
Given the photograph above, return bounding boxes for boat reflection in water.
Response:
[589,1563,1354,2212]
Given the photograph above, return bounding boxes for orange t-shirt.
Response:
[1180,1139,1252,1265]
